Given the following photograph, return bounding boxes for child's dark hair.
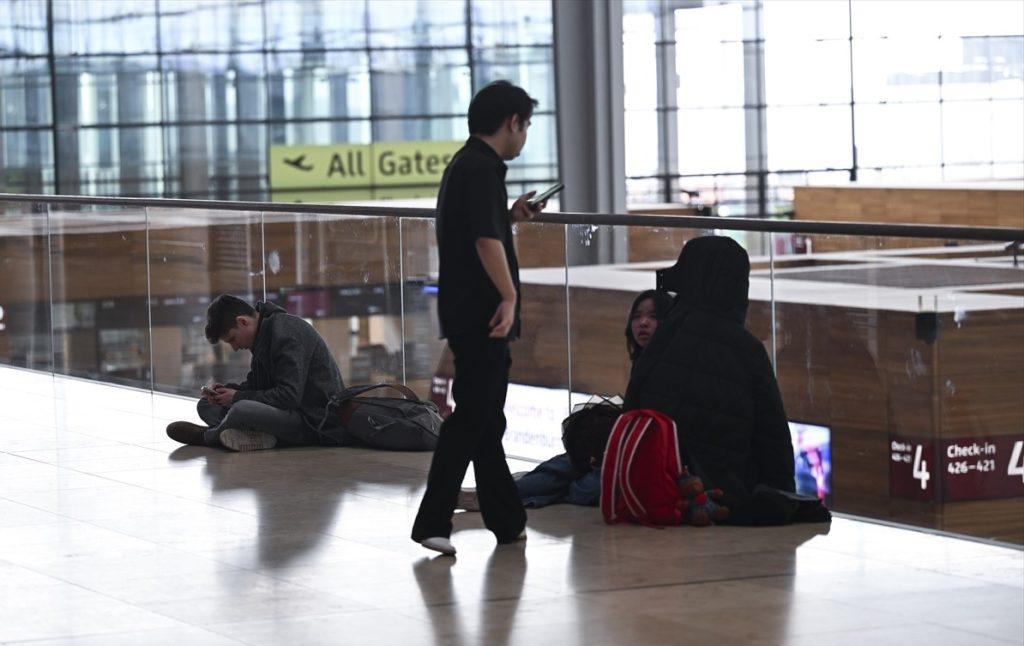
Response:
[467,80,538,136]
[204,294,256,343]
[624,289,674,362]
[562,402,622,473]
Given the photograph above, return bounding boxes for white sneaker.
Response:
[219,428,277,452]
[420,536,456,556]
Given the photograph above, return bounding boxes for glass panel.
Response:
[53,57,163,127]
[854,102,943,169]
[70,125,165,197]
[367,0,467,49]
[266,51,370,121]
[471,0,553,48]
[52,0,158,56]
[162,53,266,123]
[764,39,851,107]
[267,118,371,149]
[504,220,571,461]
[0,0,49,56]
[851,36,943,104]
[992,99,1024,164]
[472,46,554,111]
[941,101,994,167]
[369,49,471,118]
[762,0,849,41]
[622,108,663,179]
[146,207,264,396]
[0,58,52,128]
[158,0,264,53]
[369,116,465,148]
[769,231,1024,543]
[162,123,264,200]
[626,177,667,206]
[262,212,403,389]
[265,0,368,50]
[0,200,52,373]
[766,105,853,171]
[675,3,745,110]
[48,203,151,389]
[678,107,747,175]
[1,128,54,194]
[852,0,1024,39]
[399,217,438,400]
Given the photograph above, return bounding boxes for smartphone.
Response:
[528,182,564,206]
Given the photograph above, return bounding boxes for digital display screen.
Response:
[790,421,832,505]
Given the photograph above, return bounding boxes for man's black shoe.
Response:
[166,421,208,446]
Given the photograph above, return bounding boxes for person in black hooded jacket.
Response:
[624,236,798,521]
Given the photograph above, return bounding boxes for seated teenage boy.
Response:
[165,294,345,452]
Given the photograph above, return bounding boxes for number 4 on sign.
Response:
[913,445,930,490]
[1009,441,1024,482]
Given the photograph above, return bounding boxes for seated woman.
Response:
[458,289,673,511]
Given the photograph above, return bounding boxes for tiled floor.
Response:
[1,366,1021,646]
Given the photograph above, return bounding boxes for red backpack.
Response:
[600,409,685,527]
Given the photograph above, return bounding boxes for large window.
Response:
[623,0,1024,213]
[0,0,557,200]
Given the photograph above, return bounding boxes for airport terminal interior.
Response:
[0,1,1022,644]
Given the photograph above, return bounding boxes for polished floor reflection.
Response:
[1,366,1021,646]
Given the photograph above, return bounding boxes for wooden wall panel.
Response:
[794,185,1024,252]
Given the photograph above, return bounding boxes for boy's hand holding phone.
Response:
[201,383,224,402]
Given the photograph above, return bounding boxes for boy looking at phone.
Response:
[165,294,345,452]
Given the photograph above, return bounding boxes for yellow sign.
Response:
[269,140,462,202]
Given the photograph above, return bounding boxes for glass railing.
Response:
[1,194,1021,545]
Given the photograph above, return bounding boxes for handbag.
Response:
[317,384,441,451]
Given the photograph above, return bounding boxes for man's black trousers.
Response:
[411,334,526,543]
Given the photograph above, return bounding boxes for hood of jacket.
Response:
[252,300,288,348]
[659,235,750,325]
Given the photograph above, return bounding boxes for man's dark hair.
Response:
[205,294,256,343]
[467,80,538,136]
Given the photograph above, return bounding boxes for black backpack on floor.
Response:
[562,397,623,474]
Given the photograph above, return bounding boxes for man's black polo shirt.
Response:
[435,136,521,340]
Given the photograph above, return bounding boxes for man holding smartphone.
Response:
[411,81,548,556]
[165,294,344,452]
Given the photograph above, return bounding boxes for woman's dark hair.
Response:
[204,294,256,343]
[624,289,673,362]
[467,80,538,136]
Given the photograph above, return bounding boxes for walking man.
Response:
[411,81,548,555]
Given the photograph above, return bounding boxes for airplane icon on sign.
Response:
[283,154,314,172]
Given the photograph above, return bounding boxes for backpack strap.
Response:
[601,412,634,524]
[620,415,654,526]
[337,383,421,402]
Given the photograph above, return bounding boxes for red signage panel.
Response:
[890,437,937,501]
[942,436,1024,502]
[891,435,1024,502]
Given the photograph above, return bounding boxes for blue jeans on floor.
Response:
[516,453,600,508]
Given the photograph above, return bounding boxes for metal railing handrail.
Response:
[2,192,1022,242]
